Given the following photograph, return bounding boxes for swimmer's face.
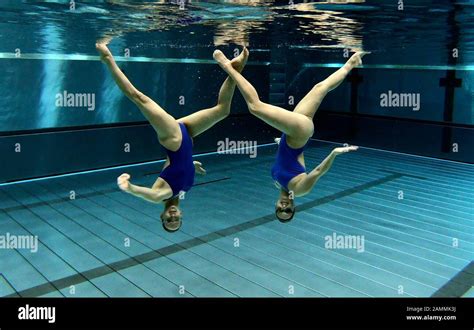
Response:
[161,205,182,232]
[275,196,295,222]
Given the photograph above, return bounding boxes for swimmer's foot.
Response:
[213,49,233,72]
[347,51,370,68]
[230,47,249,73]
[96,38,113,63]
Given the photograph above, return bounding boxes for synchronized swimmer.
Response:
[213,49,366,222]
[97,38,366,231]
[96,38,248,232]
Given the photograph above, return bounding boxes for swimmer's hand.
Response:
[117,173,131,192]
[332,145,359,155]
[193,161,206,175]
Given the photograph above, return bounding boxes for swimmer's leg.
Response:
[178,49,248,138]
[213,49,312,148]
[293,51,368,119]
[96,40,180,149]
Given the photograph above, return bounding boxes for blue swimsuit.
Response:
[159,122,195,198]
[271,134,307,191]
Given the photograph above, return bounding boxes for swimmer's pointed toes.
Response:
[213,50,232,69]
[243,47,249,58]
[213,49,224,60]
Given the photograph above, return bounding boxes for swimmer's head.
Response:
[161,204,182,233]
[275,191,295,223]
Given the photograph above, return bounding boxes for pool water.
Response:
[0,0,473,297]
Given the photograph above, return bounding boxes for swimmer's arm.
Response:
[117,173,167,203]
[127,183,166,203]
[294,151,338,195]
[312,150,338,177]
[294,146,359,194]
